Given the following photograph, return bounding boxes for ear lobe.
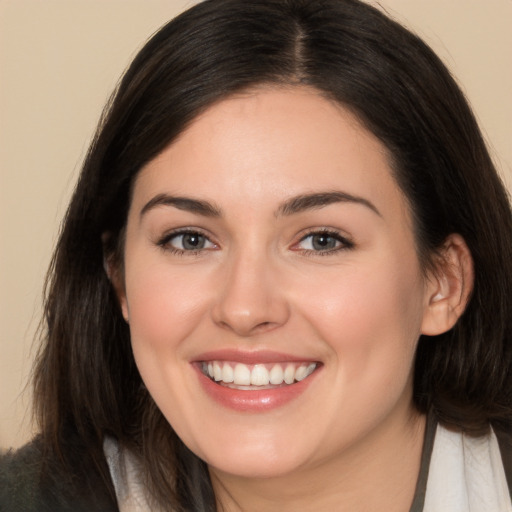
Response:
[119,296,129,323]
[421,234,474,336]
[102,232,129,323]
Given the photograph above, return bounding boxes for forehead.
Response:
[132,87,410,226]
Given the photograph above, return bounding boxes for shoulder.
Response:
[0,439,43,510]
[0,435,118,512]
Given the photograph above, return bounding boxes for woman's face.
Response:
[119,87,437,478]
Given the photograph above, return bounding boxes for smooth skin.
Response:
[112,87,473,511]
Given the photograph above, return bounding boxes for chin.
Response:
[183,422,322,480]
[206,450,308,480]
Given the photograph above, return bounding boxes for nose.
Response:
[211,250,290,337]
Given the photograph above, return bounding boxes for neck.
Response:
[209,407,427,512]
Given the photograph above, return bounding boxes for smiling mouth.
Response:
[201,361,318,389]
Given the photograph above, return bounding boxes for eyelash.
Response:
[295,229,354,256]
[156,228,354,256]
[157,228,216,256]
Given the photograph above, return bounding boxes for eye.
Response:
[159,230,216,253]
[295,230,353,253]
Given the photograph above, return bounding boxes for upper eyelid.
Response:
[297,229,355,249]
[297,228,353,243]
[155,228,217,251]
[156,230,218,256]
[158,227,214,241]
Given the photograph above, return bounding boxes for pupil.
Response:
[183,233,204,250]
[312,234,336,250]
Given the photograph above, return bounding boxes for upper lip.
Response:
[192,349,319,365]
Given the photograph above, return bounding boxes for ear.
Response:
[102,232,129,322]
[421,234,474,336]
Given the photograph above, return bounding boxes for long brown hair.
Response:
[34,0,512,509]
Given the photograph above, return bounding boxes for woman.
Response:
[1,0,511,510]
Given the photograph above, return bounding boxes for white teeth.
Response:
[213,362,223,381]
[284,364,295,384]
[251,365,270,386]
[269,364,284,385]
[203,361,317,387]
[294,363,315,381]
[233,363,251,385]
[295,365,308,381]
[222,363,234,383]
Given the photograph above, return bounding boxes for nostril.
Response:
[217,318,280,336]
[254,321,272,331]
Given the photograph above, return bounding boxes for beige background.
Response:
[1,0,511,450]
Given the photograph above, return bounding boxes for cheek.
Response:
[122,258,212,427]
[124,259,209,349]
[295,262,425,448]
[297,258,425,384]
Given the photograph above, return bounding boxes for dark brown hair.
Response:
[34,0,512,509]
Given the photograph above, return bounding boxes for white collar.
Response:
[103,437,163,512]
[423,424,512,511]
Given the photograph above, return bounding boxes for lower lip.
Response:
[194,365,319,412]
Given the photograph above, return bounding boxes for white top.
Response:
[423,425,512,511]
[104,437,162,512]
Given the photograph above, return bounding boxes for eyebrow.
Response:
[140,194,222,218]
[140,190,381,219]
[276,191,381,217]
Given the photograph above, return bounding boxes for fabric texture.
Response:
[103,436,161,512]
[423,425,512,511]
[0,433,117,512]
